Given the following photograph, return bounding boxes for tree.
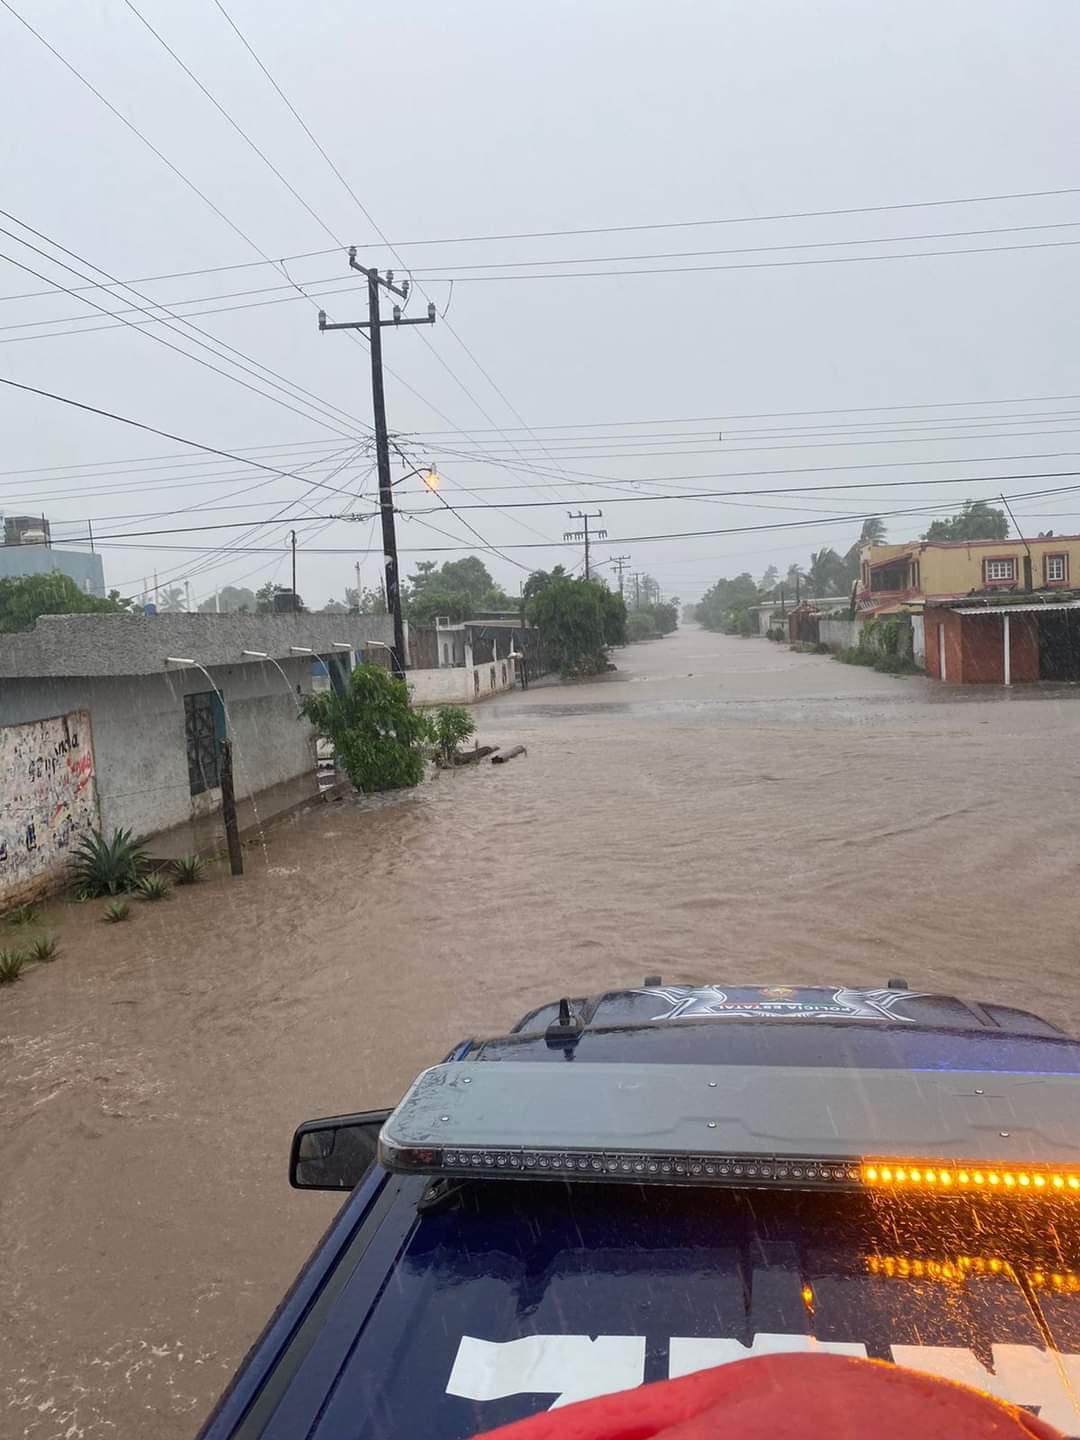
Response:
[522,565,567,607]
[0,573,131,632]
[807,547,848,596]
[156,585,187,612]
[320,599,348,613]
[759,565,780,595]
[256,582,304,613]
[858,516,887,545]
[345,585,387,615]
[404,555,513,624]
[525,577,618,676]
[923,500,1009,543]
[198,585,256,613]
[785,563,806,592]
[300,663,430,792]
[697,573,761,634]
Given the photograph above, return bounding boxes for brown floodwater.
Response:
[3,627,1080,1437]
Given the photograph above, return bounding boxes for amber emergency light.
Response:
[378,1061,1080,1195]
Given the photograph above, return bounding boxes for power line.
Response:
[356,219,1080,273]
[3,183,1077,304]
[405,236,1080,282]
[0,373,370,500]
[43,478,1080,551]
[119,0,343,248]
[0,220,363,440]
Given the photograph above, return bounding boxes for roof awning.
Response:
[949,600,1080,617]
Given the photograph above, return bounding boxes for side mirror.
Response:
[289,1110,391,1191]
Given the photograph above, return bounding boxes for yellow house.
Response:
[857,535,1080,614]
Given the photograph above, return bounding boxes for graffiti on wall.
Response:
[0,711,99,901]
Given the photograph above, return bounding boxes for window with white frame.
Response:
[984,558,1016,583]
[1045,554,1067,583]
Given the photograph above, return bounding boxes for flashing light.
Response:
[864,1256,1080,1291]
[861,1163,1080,1196]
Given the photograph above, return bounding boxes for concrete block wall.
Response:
[0,657,316,840]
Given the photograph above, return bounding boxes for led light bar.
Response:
[377,1061,1080,1194]
[865,1255,1080,1290]
[862,1163,1080,1193]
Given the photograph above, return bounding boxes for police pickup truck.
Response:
[198,983,1080,1439]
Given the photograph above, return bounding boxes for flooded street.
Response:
[3,627,1080,1438]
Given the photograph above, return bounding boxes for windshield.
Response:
[1,4,1077,1439]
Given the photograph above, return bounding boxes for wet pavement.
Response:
[2,627,1080,1437]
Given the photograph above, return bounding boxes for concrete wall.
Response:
[0,546,106,597]
[0,611,396,679]
[0,658,316,840]
[408,657,516,706]
[818,617,863,650]
[0,710,100,906]
[911,614,925,665]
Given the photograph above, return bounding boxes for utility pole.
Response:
[319,253,436,677]
[610,553,631,597]
[564,510,607,581]
[289,529,297,608]
[632,572,642,609]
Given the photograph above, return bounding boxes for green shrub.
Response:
[102,899,131,923]
[874,653,921,675]
[301,663,431,792]
[834,646,878,667]
[626,611,658,642]
[431,706,477,766]
[135,873,173,902]
[71,827,149,897]
[27,935,58,962]
[0,949,27,983]
[172,854,206,885]
[4,902,39,926]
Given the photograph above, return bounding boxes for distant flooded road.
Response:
[3,628,1080,1437]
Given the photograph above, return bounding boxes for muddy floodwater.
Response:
[3,627,1080,1437]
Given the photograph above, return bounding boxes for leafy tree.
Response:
[785,563,806,593]
[0,572,131,632]
[345,585,387,615]
[320,599,348,613]
[198,585,256,613]
[430,705,477,766]
[522,565,568,607]
[525,576,619,676]
[697,573,761,633]
[300,663,430,792]
[759,565,780,594]
[405,555,513,624]
[626,610,657,641]
[923,500,1009,542]
[156,585,187,612]
[807,547,848,596]
[256,582,304,613]
[858,516,887,545]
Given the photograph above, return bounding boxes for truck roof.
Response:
[198,987,1080,1440]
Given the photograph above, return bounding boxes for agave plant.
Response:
[27,935,59,963]
[0,949,27,984]
[135,872,173,902]
[70,827,149,897]
[102,899,131,924]
[4,902,39,926]
[172,854,206,885]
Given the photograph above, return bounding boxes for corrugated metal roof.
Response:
[951,600,1080,616]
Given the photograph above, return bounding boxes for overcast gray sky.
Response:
[1,0,1077,608]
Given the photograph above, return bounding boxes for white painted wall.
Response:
[0,658,316,842]
[819,618,863,650]
[911,613,926,664]
[0,711,100,904]
[409,659,516,706]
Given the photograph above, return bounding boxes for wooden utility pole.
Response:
[220,740,244,876]
[564,510,607,580]
[319,254,436,677]
[610,553,631,596]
